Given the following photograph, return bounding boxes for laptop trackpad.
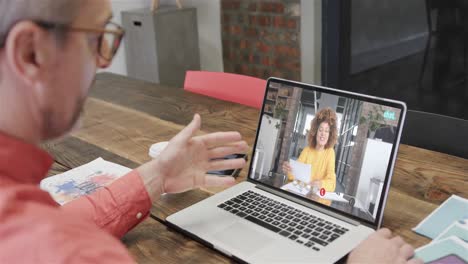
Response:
[212,221,272,256]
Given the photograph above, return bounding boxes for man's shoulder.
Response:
[0,195,90,243]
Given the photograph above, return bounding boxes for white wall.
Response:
[355,139,392,209]
[301,0,322,85]
[105,0,223,76]
[256,115,281,177]
[106,0,150,76]
[183,0,223,72]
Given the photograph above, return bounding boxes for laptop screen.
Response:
[249,78,405,225]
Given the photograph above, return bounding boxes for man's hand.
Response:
[348,228,423,264]
[137,114,249,200]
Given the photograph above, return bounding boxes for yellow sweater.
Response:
[288,147,336,192]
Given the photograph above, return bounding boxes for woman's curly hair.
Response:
[307,108,338,149]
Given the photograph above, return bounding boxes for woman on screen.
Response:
[282,108,338,192]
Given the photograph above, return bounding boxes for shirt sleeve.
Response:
[62,170,152,238]
[321,150,336,192]
[37,214,138,264]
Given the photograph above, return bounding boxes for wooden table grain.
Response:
[43,73,468,263]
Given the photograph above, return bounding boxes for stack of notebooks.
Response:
[413,195,468,264]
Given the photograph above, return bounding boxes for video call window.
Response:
[251,81,402,223]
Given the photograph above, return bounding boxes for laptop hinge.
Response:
[256,184,361,227]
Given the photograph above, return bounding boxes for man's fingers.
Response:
[208,158,246,172]
[207,141,248,159]
[391,236,405,248]
[203,175,236,187]
[376,228,392,238]
[197,131,242,148]
[174,114,201,142]
[399,243,415,260]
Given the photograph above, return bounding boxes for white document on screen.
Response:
[289,159,311,183]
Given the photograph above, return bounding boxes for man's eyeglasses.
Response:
[36,21,125,63]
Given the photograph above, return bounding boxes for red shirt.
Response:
[0,132,152,263]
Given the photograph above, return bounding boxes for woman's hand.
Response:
[282,161,292,175]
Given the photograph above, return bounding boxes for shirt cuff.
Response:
[94,170,152,237]
[62,169,153,238]
[76,170,152,237]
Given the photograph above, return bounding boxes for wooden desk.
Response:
[43,73,468,263]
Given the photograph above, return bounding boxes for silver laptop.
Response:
[167,78,406,263]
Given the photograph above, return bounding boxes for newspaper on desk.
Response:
[412,195,468,263]
[281,182,310,196]
[40,158,132,205]
[281,182,349,203]
[314,191,348,203]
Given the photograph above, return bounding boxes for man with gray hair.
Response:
[0,0,247,262]
[0,1,421,263]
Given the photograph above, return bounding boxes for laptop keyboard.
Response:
[217,190,349,251]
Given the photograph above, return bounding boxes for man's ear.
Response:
[4,21,53,86]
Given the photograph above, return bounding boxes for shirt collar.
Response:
[0,131,53,185]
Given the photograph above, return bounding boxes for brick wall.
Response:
[278,86,302,170]
[221,0,301,81]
